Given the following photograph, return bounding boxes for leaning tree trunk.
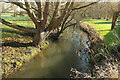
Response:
[111,11,120,30]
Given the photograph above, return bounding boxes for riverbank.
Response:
[1,15,41,77]
[1,17,119,78]
[79,22,105,57]
[84,19,120,60]
[2,36,41,78]
[77,21,119,78]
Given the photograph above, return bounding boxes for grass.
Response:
[84,19,120,46]
[1,13,35,39]
[1,13,41,77]
[1,13,120,78]
[84,19,120,78]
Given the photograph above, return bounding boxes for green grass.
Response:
[1,13,120,46]
[1,13,35,39]
[1,13,41,77]
[84,19,120,46]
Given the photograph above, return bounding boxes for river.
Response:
[10,27,92,78]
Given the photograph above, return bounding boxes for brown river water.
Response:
[10,27,92,78]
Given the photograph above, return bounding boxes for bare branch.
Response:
[46,2,70,31]
[72,2,98,11]
[60,12,72,32]
[63,23,76,31]
[49,2,59,25]
[59,1,74,32]
[60,2,70,18]
[65,13,75,26]
[12,2,27,11]
[24,0,38,25]
[35,0,42,19]
[3,1,37,11]
[0,18,36,34]
[52,2,59,20]
[24,0,31,8]
[65,2,74,17]
[41,1,49,29]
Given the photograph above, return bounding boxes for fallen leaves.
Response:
[2,36,40,77]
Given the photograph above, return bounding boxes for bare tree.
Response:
[0,0,99,47]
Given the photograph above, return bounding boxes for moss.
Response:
[40,40,49,49]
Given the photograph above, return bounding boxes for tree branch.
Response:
[0,18,36,34]
[46,2,70,31]
[49,2,59,25]
[35,0,42,19]
[2,1,37,11]
[65,13,75,26]
[52,2,59,20]
[12,2,28,11]
[65,2,74,17]
[24,0,38,25]
[72,2,98,11]
[57,2,74,32]
[60,1,74,31]
[63,23,76,31]
[41,1,49,29]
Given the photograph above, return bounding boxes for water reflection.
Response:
[10,27,91,78]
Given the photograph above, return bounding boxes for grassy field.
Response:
[84,19,120,46]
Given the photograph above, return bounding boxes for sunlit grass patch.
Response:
[1,14,34,38]
[84,19,120,45]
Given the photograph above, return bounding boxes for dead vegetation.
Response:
[70,22,119,78]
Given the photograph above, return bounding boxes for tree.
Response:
[0,0,99,47]
[111,11,120,30]
[82,2,118,19]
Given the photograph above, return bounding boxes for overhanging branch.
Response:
[63,23,77,31]
[0,18,36,34]
[72,2,98,11]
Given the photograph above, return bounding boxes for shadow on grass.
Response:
[2,42,33,47]
[98,29,111,32]
[95,22,112,24]
[2,28,34,37]
[2,28,35,47]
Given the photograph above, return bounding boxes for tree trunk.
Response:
[13,12,16,17]
[33,24,42,47]
[111,11,120,30]
[111,13,118,30]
